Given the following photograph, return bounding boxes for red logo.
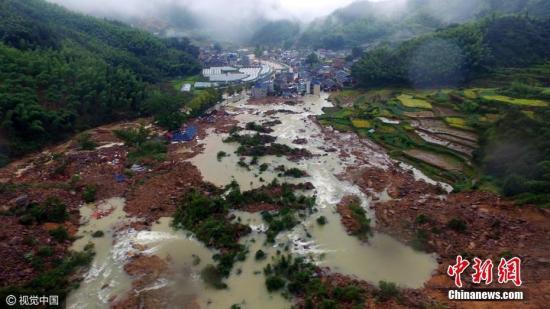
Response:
[472,258,494,285]
[447,256,522,288]
[447,255,470,288]
[498,257,522,287]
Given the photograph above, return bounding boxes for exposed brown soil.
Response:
[112,254,200,309]
[0,110,236,289]
[0,186,82,287]
[0,217,75,286]
[336,196,364,237]
[124,161,206,221]
[347,165,550,308]
[404,149,463,172]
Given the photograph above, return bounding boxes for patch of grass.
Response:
[114,126,167,164]
[463,89,479,99]
[445,117,471,130]
[76,133,97,150]
[351,118,372,129]
[482,95,548,107]
[397,94,432,109]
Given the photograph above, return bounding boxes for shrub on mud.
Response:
[217,151,228,161]
[92,230,104,238]
[348,202,372,240]
[21,198,69,225]
[255,250,267,261]
[283,168,307,178]
[377,281,400,301]
[83,185,97,203]
[201,264,228,289]
[173,189,250,286]
[77,133,97,150]
[447,218,467,233]
[415,214,431,225]
[49,226,70,242]
[262,208,298,243]
[264,255,365,307]
[114,126,167,164]
[265,275,286,291]
[410,229,429,251]
[316,216,327,226]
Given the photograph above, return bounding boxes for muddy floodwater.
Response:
[67,93,438,308]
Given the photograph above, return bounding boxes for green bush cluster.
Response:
[264,255,365,307]
[82,185,97,203]
[19,198,68,225]
[114,126,167,164]
[0,0,200,160]
[348,202,372,240]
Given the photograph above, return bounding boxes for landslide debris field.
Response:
[0,93,549,309]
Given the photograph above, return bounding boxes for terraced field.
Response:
[319,86,549,189]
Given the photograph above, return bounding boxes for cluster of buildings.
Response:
[190,45,355,99]
[202,65,271,84]
[249,49,354,99]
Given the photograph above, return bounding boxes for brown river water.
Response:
[66,93,439,309]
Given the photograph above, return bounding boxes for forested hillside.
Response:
[352,15,550,88]
[249,20,300,48]
[298,0,550,49]
[348,14,550,207]
[0,0,201,164]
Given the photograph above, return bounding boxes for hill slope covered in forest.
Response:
[0,0,201,163]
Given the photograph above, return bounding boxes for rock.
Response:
[14,194,29,208]
[536,258,550,264]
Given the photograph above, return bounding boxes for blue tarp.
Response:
[172,126,198,142]
[115,174,127,183]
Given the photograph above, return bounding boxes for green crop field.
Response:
[397,94,433,109]
[445,117,471,130]
[482,95,548,107]
[351,119,372,129]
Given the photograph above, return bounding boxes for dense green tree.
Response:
[0,0,201,163]
[352,16,549,88]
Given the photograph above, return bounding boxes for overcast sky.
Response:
[47,0,375,22]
